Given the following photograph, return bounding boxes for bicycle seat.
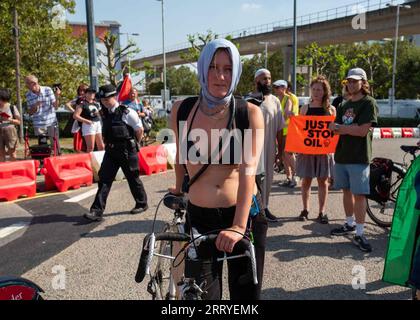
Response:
[163,193,187,211]
[401,145,420,155]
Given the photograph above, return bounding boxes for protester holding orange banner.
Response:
[291,76,337,223]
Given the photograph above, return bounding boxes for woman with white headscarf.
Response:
[169,39,267,300]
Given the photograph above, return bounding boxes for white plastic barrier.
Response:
[373,128,381,140]
[162,143,177,169]
[91,151,125,182]
[391,128,402,138]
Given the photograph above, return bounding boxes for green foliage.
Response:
[180,30,239,66]
[167,66,200,96]
[0,0,89,103]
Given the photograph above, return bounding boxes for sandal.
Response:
[298,210,309,221]
[317,213,329,224]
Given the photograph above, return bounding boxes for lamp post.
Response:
[85,0,98,91]
[156,0,167,110]
[12,5,23,143]
[119,32,140,74]
[292,0,297,95]
[259,41,276,69]
[386,3,411,117]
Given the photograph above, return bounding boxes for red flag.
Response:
[117,73,132,102]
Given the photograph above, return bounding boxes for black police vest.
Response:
[102,105,135,144]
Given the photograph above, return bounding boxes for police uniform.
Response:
[84,85,148,221]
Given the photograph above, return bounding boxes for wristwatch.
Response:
[334,123,340,131]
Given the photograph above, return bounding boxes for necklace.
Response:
[199,101,230,120]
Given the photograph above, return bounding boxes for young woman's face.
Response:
[86,92,95,101]
[207,50,232,99]
[311,82,325,102]
[346,78,362,95]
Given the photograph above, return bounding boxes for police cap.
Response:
[98,84,117,99]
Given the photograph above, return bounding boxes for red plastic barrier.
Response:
[0,160,39,202]
[380,128,393,139]
[43,154,93,192]
[138,145,167,176]
[402,128,414,138]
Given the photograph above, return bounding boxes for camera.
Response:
[52,83,62,92]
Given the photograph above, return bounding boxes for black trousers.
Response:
[90,146,148,215]
[184,202,267,300]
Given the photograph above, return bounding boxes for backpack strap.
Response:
[234,98,249,142]
[176,96,199,135]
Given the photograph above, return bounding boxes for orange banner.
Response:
[285,115,338,155]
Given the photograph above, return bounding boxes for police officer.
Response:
[84,84,148,221]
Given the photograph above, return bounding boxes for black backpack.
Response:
[368,158,394,203]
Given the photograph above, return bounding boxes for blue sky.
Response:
[68,0,397,58]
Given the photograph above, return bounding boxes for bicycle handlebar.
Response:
[135,232,258,285]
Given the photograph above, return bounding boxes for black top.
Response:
[185,99,242,165]
[306,105,328,116]
[80,101,101,122]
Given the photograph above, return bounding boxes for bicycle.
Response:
[134,193,258,300]
[366,145,420,228]
[0,276,44,300]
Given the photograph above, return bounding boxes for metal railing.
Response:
[136,0,402,59]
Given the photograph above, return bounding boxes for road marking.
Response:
[0,222,29,239]
[64,188,98,203]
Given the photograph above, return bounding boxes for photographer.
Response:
[24,75,61,154]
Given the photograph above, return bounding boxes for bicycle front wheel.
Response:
[366,166,404,228]
[148,224,179,300]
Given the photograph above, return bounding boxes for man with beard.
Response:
[245,69,285,222]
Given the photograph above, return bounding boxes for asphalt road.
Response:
[0,138,418,300]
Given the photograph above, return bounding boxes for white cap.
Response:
[254,68,271,79]
[346,68,367,81]
[272,80,288,88]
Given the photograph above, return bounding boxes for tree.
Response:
[180,30,239,67]
[0,0,89,103]
[99,32,140,87]
[166,66,199,96]
[395,41,420,99]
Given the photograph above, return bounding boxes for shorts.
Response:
[0,126,18,151]
[334,163,370,195]
[82,121,102,137]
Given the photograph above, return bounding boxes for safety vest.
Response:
[281,94,299,136]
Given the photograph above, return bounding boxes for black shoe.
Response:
[317,213,329,224]
[298,209,309,221]
[264,208,279,222]
[287,178,297,188]
[352,235,372,253]
[83,211,103,222]
[130,205,149,215]
[279,179,291,187]
[330,223,356,236]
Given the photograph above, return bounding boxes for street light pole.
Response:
[387,3,411,117]
[259,41,276,70]
[86,0,98,91]
[12,5,23,143]
[292,0,297,94]
[157,0,167,110]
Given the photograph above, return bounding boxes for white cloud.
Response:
[241,3,262,11]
